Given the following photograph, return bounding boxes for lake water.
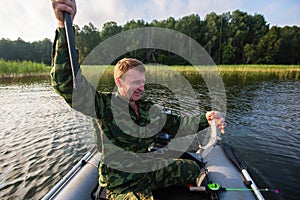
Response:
[0,74,299,200]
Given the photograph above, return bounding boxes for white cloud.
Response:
[115,0,241,23]
[186,0,241,18]
[0,0,299,42]
[0,1,56,41]
[143,0,187,20]
[76,0,127,29]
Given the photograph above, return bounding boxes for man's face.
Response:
[116,68,145,102]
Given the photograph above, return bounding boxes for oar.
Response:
[222,143,266,200]
[63,12,81,88]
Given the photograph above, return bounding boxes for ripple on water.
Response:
[0,83,94,199]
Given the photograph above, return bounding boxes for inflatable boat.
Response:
[42,141,265,200]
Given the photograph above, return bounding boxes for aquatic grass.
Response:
[81,64,300,82]
[0,59,51,78]
[1,60,298,80]
[218,65,300,81]
[81,65,114,83]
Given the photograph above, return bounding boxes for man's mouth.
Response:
[133,90,142,97]
[133,91,141,96]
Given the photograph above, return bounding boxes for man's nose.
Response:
[138,83,144,91]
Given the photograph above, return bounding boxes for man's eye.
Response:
[133,81,144,85]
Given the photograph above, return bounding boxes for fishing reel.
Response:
[154,132,172,148]
[148,132,172,152]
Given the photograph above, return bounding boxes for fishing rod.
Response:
[190,182,279,194]
[63,12,81,88]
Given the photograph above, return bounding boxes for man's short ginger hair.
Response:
[114,58,145,80]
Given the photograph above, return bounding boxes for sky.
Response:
[0,0,299,42]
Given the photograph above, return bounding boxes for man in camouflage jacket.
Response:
[51,1,225,199]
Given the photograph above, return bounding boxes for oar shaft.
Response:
[222,143,265,200]
[242,169,265,200]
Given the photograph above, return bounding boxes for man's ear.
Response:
[115,78,122,88]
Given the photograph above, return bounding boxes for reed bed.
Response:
[1,61,299,81]
[218,65,299,79]
[81,64,300,82]
[0,59,51,78]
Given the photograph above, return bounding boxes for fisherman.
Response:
[51,0,226,199]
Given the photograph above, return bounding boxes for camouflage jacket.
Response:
[51,27,209,190]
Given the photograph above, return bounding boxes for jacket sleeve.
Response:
[50,27,105,119]
[163,113,209,137]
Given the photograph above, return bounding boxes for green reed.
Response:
[81,65,300,82]
[0,59,51,78]
[218,65,300,82]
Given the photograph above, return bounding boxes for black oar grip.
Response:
[63,12,80,87]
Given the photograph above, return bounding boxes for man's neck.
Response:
[130,100,139,116]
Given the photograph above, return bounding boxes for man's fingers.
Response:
[206,111,226,134]
[53,0,76,12]
[53,2,75,15]
[52,0,77,26]
[216,119,226,134]
[206,111,215,121]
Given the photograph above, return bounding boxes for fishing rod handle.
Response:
[189,186,206,192]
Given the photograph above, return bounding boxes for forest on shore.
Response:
[0,10,299,66]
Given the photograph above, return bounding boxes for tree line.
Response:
[0,38,52,65]
[0,10,299,65]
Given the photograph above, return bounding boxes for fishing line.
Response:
[225,187,279,194]
[210,182,280,194]
[190,182,279,194]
